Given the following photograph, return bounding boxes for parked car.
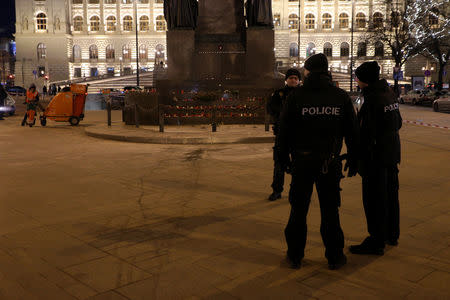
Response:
[432,90,450,112]
[0,85,16,116]
[400,89,434,106]
[6,85,26,96]
[400,90,420,104]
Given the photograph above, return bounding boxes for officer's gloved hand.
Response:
[344,160,358,177]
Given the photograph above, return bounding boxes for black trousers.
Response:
[271,145,285,193]
[285,160,344,260]
[362,163,400,247]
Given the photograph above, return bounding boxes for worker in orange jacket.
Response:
[21,84,41,126]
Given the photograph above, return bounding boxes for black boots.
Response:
[268,192,281,201]
[349,237,384,255]
[328,253,347,270]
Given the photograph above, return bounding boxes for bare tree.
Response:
[362,0,420,95]
[407,0,450,90]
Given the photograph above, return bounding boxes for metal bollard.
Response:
[159,104,164,132]
[211,106,217,132]
[107,100,112,127]
[134,103,140,128]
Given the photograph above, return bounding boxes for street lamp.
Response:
[349,0,355,92]
[135,0,140,86]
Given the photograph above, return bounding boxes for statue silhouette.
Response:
[246,0,273,27]
[164,0,198,30]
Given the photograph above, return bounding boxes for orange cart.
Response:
[40,84,88,126]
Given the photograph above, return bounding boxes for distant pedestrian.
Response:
[278,54,359,270]
[42,85,47,96]
[349,61,402,255]
[267,68,300,201]
[57,86,61,93]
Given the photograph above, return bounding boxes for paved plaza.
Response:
[0,104,449,299]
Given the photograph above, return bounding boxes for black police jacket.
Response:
[267,85,296,126]
[277,73,359,169]
[358,79,402,166]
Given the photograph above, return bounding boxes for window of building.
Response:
[357,42,367,57]
[139,45,148,59]
[322,13,332,29]
[123,16,133,31]
[306,43,316,58]
[74,67,81,78]
[122,44,131,59]
[339,13,349,29]
[139,0,149,3]
[305,14,315,29]
[155,44,165,63]
[106,45,115,59]
[90,16,100,31]
[156,15,166,31]
[73,16,83,31]
[288,14,299,30]
[374,41,384,57]
[323,42,333,57]
[155,0,163,3]
[104,0,116,3]
[38,66,46,77]
[90,67,98,77]
[273,13,281,27]
[73,45,81,60]
[122,0,132,4]
[89,0,100,4]
[356,13,366,29]
[72,0,83,4]
[373,12,383,29]
[289,43,298,57]
[36,13,47,31]
[89,45,98,59]
[140,16,149,31]
[340,42,349,57]
[37,43,46,59]
[106,16,116,31]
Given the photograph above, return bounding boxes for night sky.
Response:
[0,0,15,37]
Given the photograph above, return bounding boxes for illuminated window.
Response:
[37,43,46,59]
[73,16,83,31]
[322,13,332,29]
[356,13,366,29]
[36,13,47,31]
[339,13,349,29]
[89,45,98,59]
[288,14,299,30]
[106,45,115,59]
[340,42,349,57]
[122,44,131,59]
[106,16,116,31]
[273,13,281,27]
[305,14,315,29]
[123,16,133,31]
[139,45,148,59]
[140,16,149,31]
[90,16,100,31]
[156,15,166,31]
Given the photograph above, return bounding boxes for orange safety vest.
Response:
[26,90,38,103]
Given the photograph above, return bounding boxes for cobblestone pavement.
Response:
[0,106,449,300]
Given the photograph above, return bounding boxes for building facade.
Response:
[15,0,427,89]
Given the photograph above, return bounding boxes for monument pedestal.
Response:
[246,28,275,79]
[167,29,196,81]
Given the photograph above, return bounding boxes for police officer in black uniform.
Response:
[278,54,359,269]
[267,68,301,201]
[350,62,402,255]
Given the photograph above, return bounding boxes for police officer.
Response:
[267,68,301,201]
[278,53,359,269]
[350,62,402,255]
